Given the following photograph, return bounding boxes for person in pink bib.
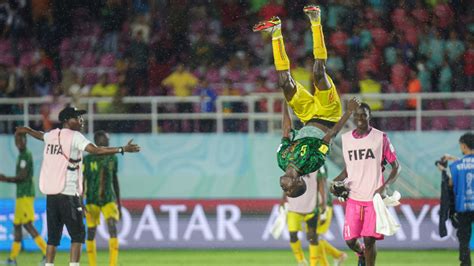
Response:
[331,102,401,266]
[15,106,140,266]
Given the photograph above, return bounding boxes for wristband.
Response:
[118,147,124,155]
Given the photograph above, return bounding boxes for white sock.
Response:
[45,264,54,266]
[69,263,79,266]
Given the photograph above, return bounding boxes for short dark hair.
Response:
[359,102,372,116]
[94,130,108,143]
[460,132,474,150]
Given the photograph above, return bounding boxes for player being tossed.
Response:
[0,134,47,265]
[254,5,360,197]
[278,101,348,266]
[83,131,121,266]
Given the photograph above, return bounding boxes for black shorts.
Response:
[46,194,85,246]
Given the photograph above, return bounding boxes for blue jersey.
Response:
[449,154,474,213]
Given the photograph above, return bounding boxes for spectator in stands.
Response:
[359,72,383,111]
[90,73,118,113]
[220,78,244,132]
[407,70,421,110]
[437,59,453,92]
[100,0,125,55]
[67,73,91,110]
[33,68,52,97]
[464,39,474,91]
[125,29,149,95]
[195,78,217,132]
[161,64,198,132]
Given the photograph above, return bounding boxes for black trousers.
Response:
[46,194,85,246]
[456,212,474,266]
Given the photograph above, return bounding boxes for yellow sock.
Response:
[9,241,21,260]
[319,239,343,260]
[33,235,47,255]
[271,29,290,71]
[309,244,329,266]
[109,237,119,266]
[289,240,305,263]
[311,25,327,60]
[86,240,97,266]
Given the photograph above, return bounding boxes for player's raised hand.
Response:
[347,97,361,112]
[15,126,29,135]
[123,139,140,153]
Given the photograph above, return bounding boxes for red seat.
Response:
[431,117,450,130]
[453,117,472,130]
[99,53,115,67]
[80,53,96,68]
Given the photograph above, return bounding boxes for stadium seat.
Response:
[99,53,116,67]
[453,117,472,130]
[19,52,34,67]
[425,99,445,110]
[431,117,450,130]
[80,53,96,68]
[446,99,465,110]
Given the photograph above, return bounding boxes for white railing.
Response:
[0,92,472,134]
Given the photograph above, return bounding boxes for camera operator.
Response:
[437,132,474,266]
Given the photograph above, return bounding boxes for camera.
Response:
[435,157,448,168]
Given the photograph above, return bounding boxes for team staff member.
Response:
[15,106,140,266]
[83,130,121,266]
[0,134,47,265]
[441,133,474,266]
[332,103,400,266]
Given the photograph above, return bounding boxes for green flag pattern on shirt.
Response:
[16,149,35,198]
[83,154,118,206]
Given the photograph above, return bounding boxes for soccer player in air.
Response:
[255,5,359,195]
[278,102,347,266]
[331,103,401,266]
[15,106,140,266]
[0,134,47,265]
[83,130,121,266]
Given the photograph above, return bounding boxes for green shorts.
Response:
[277,136,329,175]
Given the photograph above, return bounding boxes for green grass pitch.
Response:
[0,249,458,265]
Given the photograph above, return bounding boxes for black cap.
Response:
[58,107,86,122]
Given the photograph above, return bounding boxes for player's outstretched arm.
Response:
[85,139,141,155]
[15,126,44,141]
[282,101,292,139]
[0,169,28,183]
[322,97,360,143]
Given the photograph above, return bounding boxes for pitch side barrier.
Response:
[0,198,462,250]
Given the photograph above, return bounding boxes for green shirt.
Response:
[277,137,329,176]
[83,154,118,206]
[16,149,35,198]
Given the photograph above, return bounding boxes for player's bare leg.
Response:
[363,237,377,266]
[253,17,297,102]
[24,222,47,260]
[70,242,82,263]
[46,245,57,263]
[304,5,331,93]
[345,238,365,264]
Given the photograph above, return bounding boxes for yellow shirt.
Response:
[162,71,198,97]
[90,83,118,113]
[359,78,383,111]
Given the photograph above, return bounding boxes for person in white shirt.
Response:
[15,106,140,266]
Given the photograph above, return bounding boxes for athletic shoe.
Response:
[297,258,308,266]
[334,252,348,266]
[252,16,281,33]
[303,5,321,24]
[39,255,46,266]
[4,258,17,265]
[357,254,366,266]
